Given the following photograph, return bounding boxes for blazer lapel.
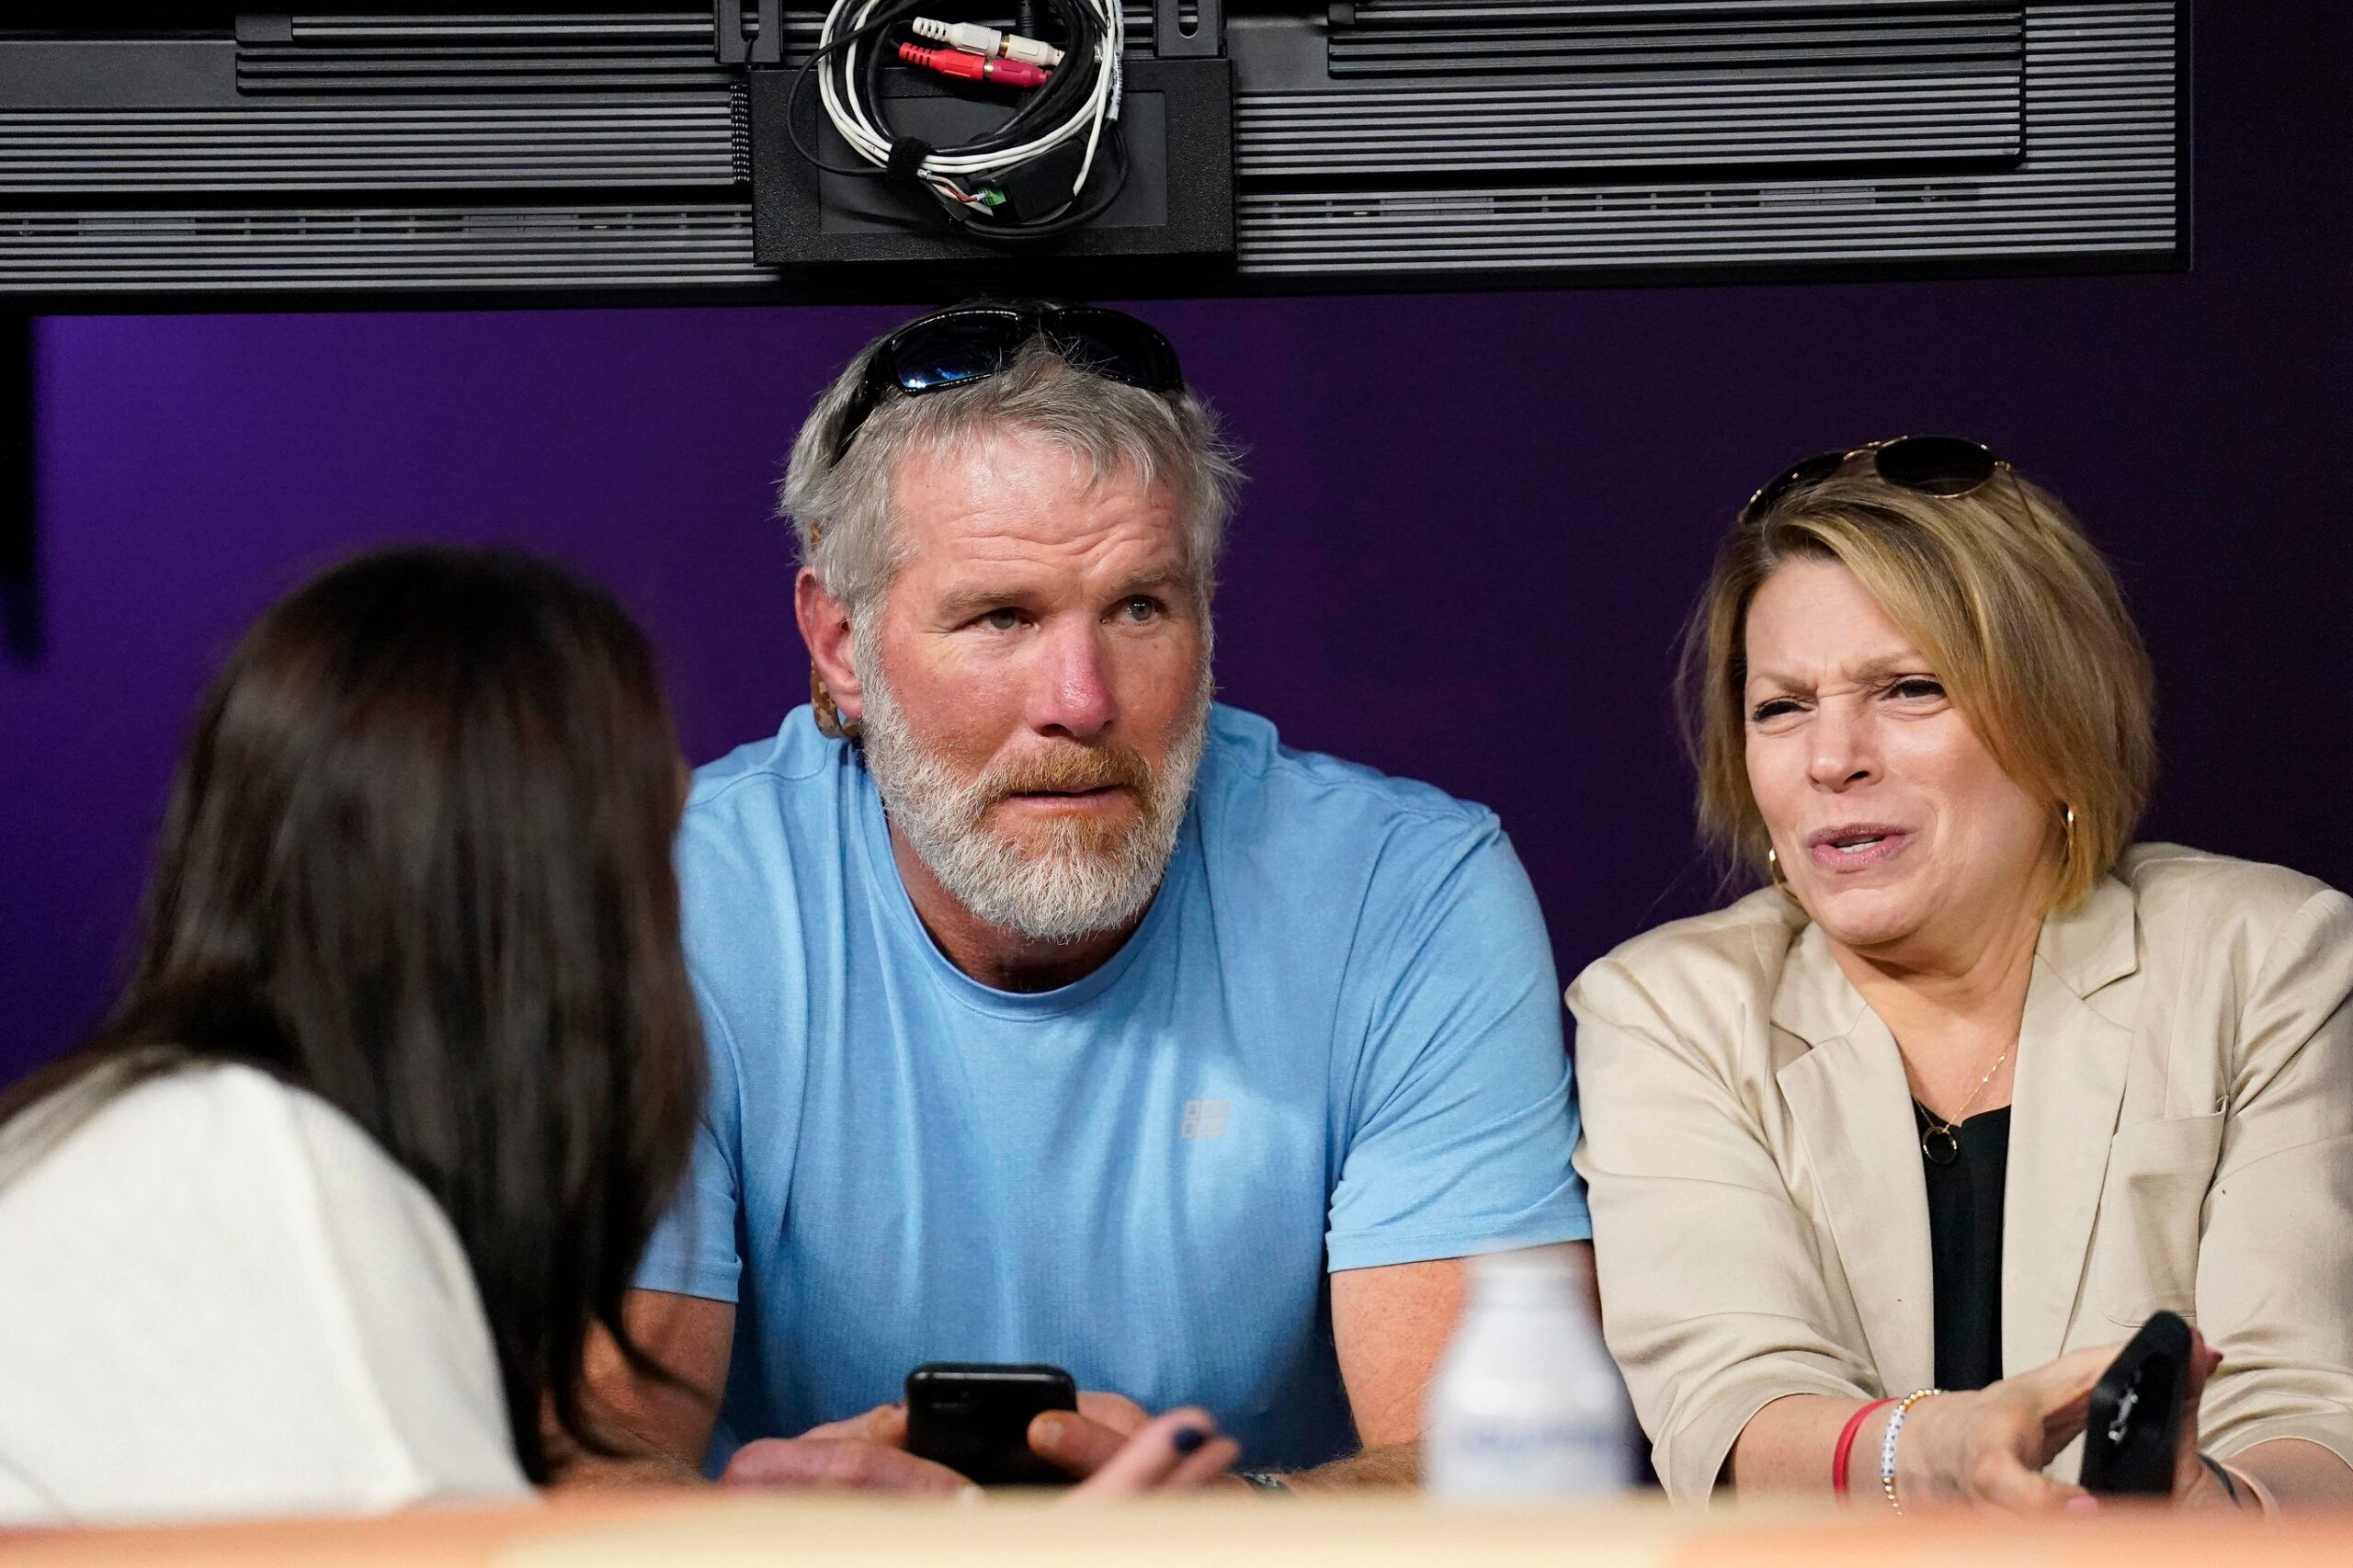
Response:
[2002,876,2140,1375]
[1772,923,1938,1396]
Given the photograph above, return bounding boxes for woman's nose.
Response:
[1806,705,1879,790]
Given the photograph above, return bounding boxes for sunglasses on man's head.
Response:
[829,303,1186,466]
[1740,435,2005,527]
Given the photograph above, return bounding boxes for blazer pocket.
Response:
[2095,1112,2226,1327]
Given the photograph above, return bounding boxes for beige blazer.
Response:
[1568,844,2353,1503]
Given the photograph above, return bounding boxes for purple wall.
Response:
[5,8,2348,1084]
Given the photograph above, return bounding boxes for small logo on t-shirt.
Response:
[1180,1098,1230,1140]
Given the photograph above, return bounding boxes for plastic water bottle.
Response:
[1423,1245,1634,1501]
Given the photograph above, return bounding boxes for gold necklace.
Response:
[1917,1044,2012,1166]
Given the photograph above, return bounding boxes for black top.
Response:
[1917,1102,2011,1392]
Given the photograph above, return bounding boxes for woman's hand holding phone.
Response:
[1029,1392,1244,1494]
[1891,1343,2120,1512]
[2163,1330,2238,1509]
[1889,1327,2229,1513]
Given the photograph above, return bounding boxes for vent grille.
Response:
[1239,4,2174,276]
[1328,0,2024,77]
[1289,0,2026,176]
[235,12,732,94]
[233,6,1154,94]
[0,102,736,191]
[0,206,761,290]
[1237,72,2021,177]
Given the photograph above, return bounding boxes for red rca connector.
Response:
[897,42,1051,88]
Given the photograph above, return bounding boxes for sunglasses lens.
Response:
[1875,436,1996,496]
[1042,308,1182,392]
[1743,451,1846,524]
[887,312,1027,393]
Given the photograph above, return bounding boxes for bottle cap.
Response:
[1469,1244,1587,1306]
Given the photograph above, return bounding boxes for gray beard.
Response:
[855,631,1212,946]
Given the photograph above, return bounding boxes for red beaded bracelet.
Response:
[1833,1399,1897,1499]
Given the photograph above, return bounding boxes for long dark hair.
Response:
[0,546,705,1482]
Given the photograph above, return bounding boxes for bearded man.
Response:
[590,303,1590,1493]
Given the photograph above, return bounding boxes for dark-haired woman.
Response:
[0,547,1232,1524]
[0,548,702,1523]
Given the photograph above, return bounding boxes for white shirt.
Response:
[0,1062,531,1524]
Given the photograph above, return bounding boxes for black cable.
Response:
[784,8,907,179]
[943,123,1130,242]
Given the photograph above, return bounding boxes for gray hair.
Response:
[779,328,1245,619]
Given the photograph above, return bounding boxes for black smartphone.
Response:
[2079,1310,2193,1494]
[904,1362,1080,1487]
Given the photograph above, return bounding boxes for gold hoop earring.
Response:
[1767,846,1800,903]
[2059,803,2076,868]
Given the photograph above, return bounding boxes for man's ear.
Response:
[795,568,865,733]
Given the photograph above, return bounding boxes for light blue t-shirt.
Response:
[639,705,1588,1472]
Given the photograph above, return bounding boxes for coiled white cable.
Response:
[814,0,1121,215]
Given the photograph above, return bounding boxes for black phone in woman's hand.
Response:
[2080,1312,2193,1494]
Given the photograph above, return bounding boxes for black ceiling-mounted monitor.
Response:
[0,2,2188,309]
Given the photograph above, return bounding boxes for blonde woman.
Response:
[1572,438,2353,1514]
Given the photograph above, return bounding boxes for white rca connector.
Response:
[910,16,1064,68]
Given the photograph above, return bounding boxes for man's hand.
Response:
[721,1403,972,1495]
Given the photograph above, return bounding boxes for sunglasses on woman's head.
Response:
[829,303,1186,466]
[1740,436,2004,528]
